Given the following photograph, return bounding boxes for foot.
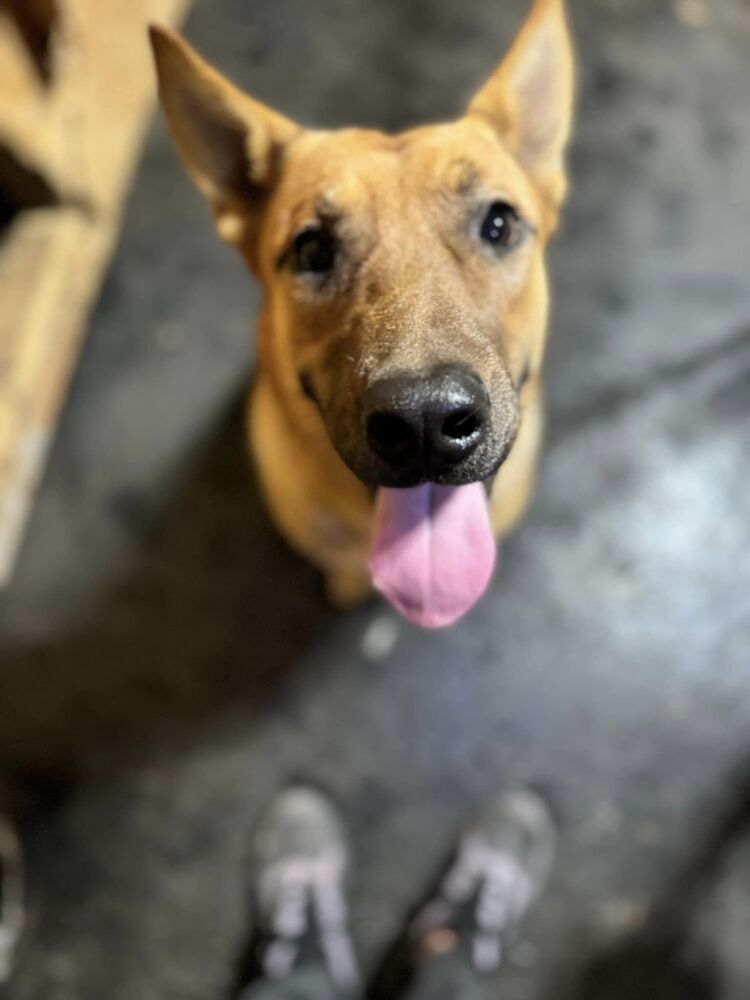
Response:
[367,789,556,999]
[410,789,557,973]
[236,786,360,996]
[0,814,24,984]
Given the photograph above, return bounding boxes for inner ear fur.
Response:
[467,0,575,209]
[149,25,299,248]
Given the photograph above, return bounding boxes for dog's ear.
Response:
[149,25,299,249]
[468,0,574,209]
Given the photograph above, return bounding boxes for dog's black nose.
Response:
[364,368,489,481]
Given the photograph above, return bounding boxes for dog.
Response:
[149,0,575,628]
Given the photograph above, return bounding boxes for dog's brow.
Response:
[446,159,479,195]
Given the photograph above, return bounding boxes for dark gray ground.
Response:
[2,0,750,997]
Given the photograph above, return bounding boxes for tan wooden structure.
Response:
[0,0,189,585]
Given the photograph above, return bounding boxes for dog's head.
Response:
[151,0,574,493]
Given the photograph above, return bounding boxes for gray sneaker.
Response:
[411,789,557,973]
[367,789,557,1000]
[235,787,360,997]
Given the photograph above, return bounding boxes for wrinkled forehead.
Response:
[264,119,539,254]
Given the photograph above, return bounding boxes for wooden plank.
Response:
[0,0,191,585]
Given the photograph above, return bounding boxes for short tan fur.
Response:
[150,0,575,605]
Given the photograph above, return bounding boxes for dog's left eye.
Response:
[292,227,337,274]
[479,202,523,250]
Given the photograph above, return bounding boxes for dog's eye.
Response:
[479,202,523,250]
[292,227,337,274]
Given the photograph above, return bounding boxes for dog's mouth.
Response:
[369,480,496,629]
[302,364,515,628]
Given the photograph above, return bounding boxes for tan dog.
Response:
[150,0,575,628]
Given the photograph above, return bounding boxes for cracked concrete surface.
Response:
[1,0,750,997]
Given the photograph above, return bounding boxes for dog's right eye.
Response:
[291,227,337,274]
[479,201,523,251]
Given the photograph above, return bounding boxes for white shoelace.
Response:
[412,833,544,975]
[257,855,359,989]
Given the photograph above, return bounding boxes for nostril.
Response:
[368,413,409,449]
[366,413,419,466]
[441,408,480,442]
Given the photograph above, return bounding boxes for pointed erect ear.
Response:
[468,0,575,208]
[149,25,299,247]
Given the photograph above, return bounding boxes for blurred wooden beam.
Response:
[0,0,191,585]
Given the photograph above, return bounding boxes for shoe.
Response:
[367,789,557,999]
[411,788,556,972]
[235,786,360,997]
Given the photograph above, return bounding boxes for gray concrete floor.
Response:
[2,0,750,997]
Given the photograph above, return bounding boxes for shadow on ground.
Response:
[559,767,750,1000]
[0,389,335,792]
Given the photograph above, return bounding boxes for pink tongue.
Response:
[369,483,496,629]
